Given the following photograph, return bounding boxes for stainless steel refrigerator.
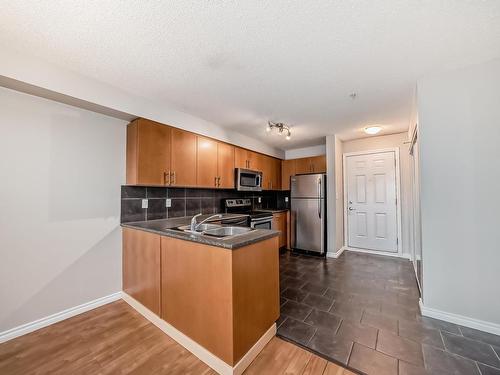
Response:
[291,174,326,254]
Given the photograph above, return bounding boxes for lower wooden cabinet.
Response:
[272,212,287,248]
[122,228,161,315]
[123,228,279,366]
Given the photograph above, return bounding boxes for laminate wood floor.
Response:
[0,300,355,375]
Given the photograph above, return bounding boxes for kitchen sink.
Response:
[176,223,221,232]
[173,224,254,239]
[202,226,254,238]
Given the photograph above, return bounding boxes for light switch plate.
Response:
[258,197,262,203]
[285,197,289,202]
[141,199,148,209]
[166,199,172,208]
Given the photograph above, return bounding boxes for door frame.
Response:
[342,147,403,256]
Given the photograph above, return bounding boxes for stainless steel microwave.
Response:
[235,168,262,191]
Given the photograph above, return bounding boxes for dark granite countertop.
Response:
[121,214,279,250]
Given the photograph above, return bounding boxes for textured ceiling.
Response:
[1,1,500,149]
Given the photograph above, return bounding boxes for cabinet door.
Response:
[197,136,218,187]
[171,128,197,186]
[311,155,326,173]
[235,147,249,169]
[281,159,295,190]
[123,228,161,315]
[295,157,312,174]
[259,154,271,190]
[247,150,260,171]
[273,158,282,190]
[127,119,171,185]
[272,213,287,248]
[217,142,235,188]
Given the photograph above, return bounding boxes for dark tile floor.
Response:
[277,251,500,375]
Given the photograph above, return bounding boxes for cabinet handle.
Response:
[171,171,176,185]
[164,171,169,185]
[214,176,217,187]
[217,176,221,187]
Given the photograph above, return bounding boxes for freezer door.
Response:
[291,174,325,198]
[291,198,325,253]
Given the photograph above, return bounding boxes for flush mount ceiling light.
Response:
[266,121,291,140]
[364,126,382,135]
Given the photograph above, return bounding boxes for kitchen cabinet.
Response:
[294,157,312,175]
[273,158,282,190]
[260,155,281,190]
[294,155,326,174]
[126,118,172,185]
[160,234,279,365]
[122,228,161,315]
[272,212,287,248]
[126,119,198,187]
[171,128,197,186]
[197,136,235,188]
[217,142,235,188]
[310,155,327,173]
[235,147,260,170]
[197,136,218,187]
[281,159,295,190]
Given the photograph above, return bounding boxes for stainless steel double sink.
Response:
[174,224,254,239]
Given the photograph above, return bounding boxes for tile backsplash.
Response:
[121,186,290,223]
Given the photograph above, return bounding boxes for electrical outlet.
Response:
[166,199,172,208]
[285,197,289,203]
[258,197,262,203]
[141,199,148,209]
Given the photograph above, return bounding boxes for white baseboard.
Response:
[419,299,500,336]
[121,292,275,375]
[0,292,122,344]
[233,323,276,375]
[344,246,411,260]
[326,246,346,259]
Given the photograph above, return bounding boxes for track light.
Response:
[266,121,291,140]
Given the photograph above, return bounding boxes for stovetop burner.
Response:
[223,199,273,220]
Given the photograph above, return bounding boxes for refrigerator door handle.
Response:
[317,177,321,218]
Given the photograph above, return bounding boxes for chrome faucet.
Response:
[190,213,223,231]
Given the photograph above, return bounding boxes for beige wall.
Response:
[0,87,127,333]
[339,132,412,257]
[417,58,500,326]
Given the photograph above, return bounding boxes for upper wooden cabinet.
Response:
[310,155,327,173]
[126,119,172,185]
[126,119,198,186]
[259,154,281,190]
[170,128,198,187]
[197,136,219,188]
[217,142,235,188]
[272,158,282,190]
[281,159,296,190]
[126,118,301,190]
[197,136,235,188]
[294,155,326,175]
[235,147,260,171]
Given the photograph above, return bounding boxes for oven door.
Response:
[250,217,272,230]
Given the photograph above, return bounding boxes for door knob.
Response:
[348,207,356,211]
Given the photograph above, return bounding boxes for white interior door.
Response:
[346,151,398,252]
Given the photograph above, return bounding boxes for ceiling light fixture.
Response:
[364,126,382,135]
[267,121,291,140]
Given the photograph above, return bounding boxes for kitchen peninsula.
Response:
[121,214,280,375]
